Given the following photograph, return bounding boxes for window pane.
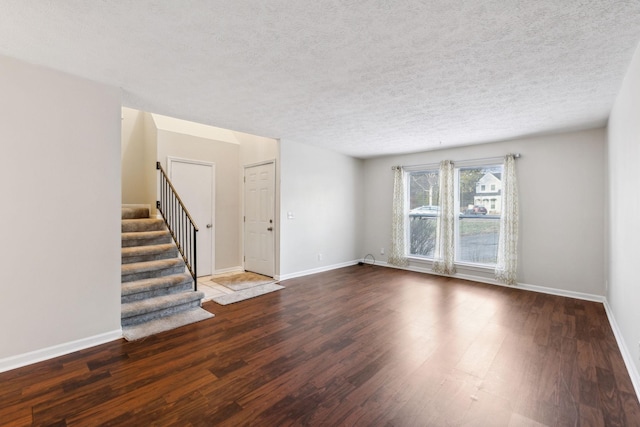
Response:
[409,171,439,210]
[458,165,502,265]
[458,216,500,263]
[409,216,437,257]
[408,170,439,258]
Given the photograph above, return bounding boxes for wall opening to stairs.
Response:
[121,108,279,276]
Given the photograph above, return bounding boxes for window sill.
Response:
[454,261,496,273]
[406,256,495,273]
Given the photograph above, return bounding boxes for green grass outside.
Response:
[459,217,499,236]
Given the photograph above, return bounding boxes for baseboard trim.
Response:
[0,329,123,373]
[373,260,606,303]
[512,281,605,303]
[212,266,244,275]
[276,260,360,281]
[603,300,640,400]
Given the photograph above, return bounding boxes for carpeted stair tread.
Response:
[121,258,184,276]
[122,273,193,297]
[122,218,166,233]
[121,291,205,318]
[121,244,178,263]
[122,308,213,341]
[121,206,150,219]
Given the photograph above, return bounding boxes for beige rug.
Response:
[212,283,284,306]
[122,308,213,341]
[210,272,283,305]
[213,272,276,291]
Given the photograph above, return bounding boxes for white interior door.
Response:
[168,157,215,277]
[244,162,275,277]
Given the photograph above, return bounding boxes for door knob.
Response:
[206,224,213,228]
[267,227,273,231]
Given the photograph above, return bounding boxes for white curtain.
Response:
[388,166,409,267]
[433,160,456,275]
[495,154,519,285]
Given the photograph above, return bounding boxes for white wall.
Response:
[362,128,606,296]
[279,140,364,278]
[607,41,640,386]
[238,133,278,167]
[143,112,159,216]
[0,55,122,368]
[121,107,157,210]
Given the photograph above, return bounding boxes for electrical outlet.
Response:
[318,253,323,261]
[380,247,385,255]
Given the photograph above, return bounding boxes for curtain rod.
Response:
[391,153,521,170]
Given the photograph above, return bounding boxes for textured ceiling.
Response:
[1,1,640,158]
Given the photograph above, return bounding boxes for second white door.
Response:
[168,157,215,277]
[244,162,275,277]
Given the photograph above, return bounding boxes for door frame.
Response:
[167,156,216,276]
[243,160,276,276]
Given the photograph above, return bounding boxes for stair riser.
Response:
[121,282,193,303]
[121,223,166,233]
[121,300,202,326]
[122,207,150,219]
[122,250,179,264]
[121,273,193,297]
[122,266,185,282]
[122,235,172,247]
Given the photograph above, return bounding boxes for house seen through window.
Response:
[408,164,503,266]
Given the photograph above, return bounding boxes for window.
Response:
[408,163,503,266]
[457,165,502,265]
[408,170,439,258]
[491,184,496,191]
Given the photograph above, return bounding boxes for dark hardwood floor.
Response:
[1,265,639,426]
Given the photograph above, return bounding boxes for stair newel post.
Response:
[184,211,188,276]
[193,226,197,291]
[156,162,162,218]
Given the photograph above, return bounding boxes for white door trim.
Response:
[167,156,216,276]
[244,159,277,168]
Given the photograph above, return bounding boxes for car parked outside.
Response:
[409,205,440,215]
[463,205,487,215]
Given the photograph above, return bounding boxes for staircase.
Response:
[121,205,213,341]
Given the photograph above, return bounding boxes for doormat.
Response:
[212,283,284,306]
[212,272,276,291]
